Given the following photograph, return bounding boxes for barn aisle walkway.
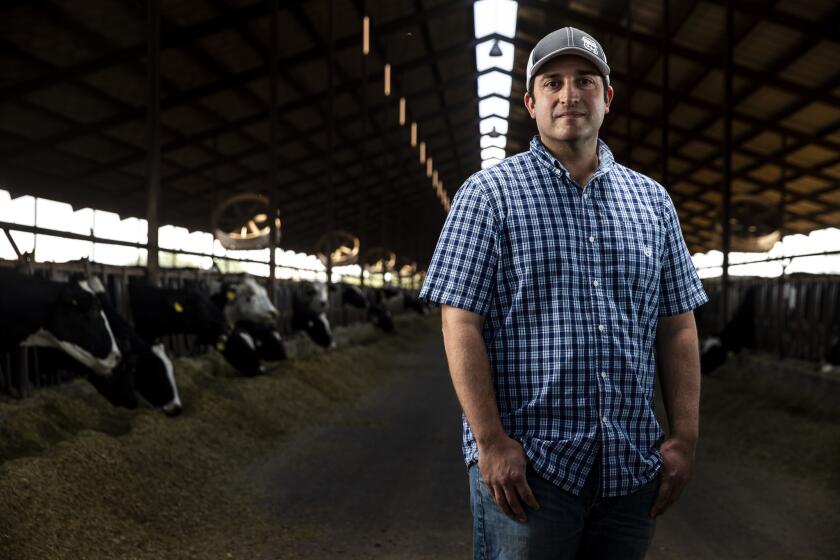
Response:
[242,323,473,559]
[232,322,839,560]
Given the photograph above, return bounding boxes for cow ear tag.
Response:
[256,340,263,347]
[216,341,226,351]
[173,302,184,313]
[307,320,314,328]
[226,290,236,302]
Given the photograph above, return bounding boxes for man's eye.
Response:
[579,78,594,86]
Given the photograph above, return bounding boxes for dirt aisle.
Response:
[241,328,472,559]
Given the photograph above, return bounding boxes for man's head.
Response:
[525,27,610,97]
[523,28,614,147]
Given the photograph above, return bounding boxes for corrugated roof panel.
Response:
[734,22,805,72]
[672,2,724,53]
[779,41,840,88]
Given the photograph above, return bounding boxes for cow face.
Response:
[23,280,121,375]
[299,281,329,314]
[171,289,228,343]
[340,284,368,309]
[220,326,265,376]
[239,320,287,361]
[134,344,182,416]
[223,277,279,326]
[368,303,395,333]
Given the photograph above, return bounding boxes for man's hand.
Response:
[649,436,695,518]
[478,435,540,523]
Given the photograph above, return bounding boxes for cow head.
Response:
[340,284,369,309]
[238,320,287,361]
[220,325,265,376]
[135,344,182,416]
[169,288,229,344]
[22,279,121,375]
[222,277,279,326]
[292,292,335,350]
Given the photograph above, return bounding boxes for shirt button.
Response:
[602,415,608,423]
[582,192,588,199]
[588,235,595,242]
[601,371,608,379]
[592,280,599,287]
[598,324,605,332]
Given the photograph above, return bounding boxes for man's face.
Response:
[524,55,614,146]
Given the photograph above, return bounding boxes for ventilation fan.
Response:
[211,193,281,250]
[714,195,783,252]
[315,229,360,266]
[362,246,397,273]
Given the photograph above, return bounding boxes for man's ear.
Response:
[524,91,536,119]
[604,85,614,113]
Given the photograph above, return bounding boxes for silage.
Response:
[0,314,440,560]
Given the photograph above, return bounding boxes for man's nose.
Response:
[560,78,579,104]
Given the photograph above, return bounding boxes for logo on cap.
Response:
[581,36,599,56]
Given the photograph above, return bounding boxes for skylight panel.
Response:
[479,96,511,118]
[474,1,518,167]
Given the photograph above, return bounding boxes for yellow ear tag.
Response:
[216,341,226,351]
[173,302,184,313]
[256,340,263,347]
[307,320,314,328]
[226,290,236,302]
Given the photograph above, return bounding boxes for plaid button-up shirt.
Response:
[420,136,708,497]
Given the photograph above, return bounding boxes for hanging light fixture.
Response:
[410,122,417,147]
[399,97,406,125]
[419,142,426,163]
[426,158,433,178]
[384,63,391,96]
[433,170,438,185]
[489,38,503,57]
[362,16,370,55]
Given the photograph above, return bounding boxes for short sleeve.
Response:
[419,179,499,316]
[658,190,709,317]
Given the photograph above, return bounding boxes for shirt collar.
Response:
[529,136,616,182]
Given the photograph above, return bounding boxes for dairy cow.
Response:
[700,287,756,374]
[292,281,334,349]
[129,281,272,377]
[211,276,278,325]
[87,277,181,415]
[238,320,287,361]
[338,284,394,333]
[0,269,121,375]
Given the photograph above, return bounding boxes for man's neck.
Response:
[541,136,600,189]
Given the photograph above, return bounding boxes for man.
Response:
[419,27,707,559]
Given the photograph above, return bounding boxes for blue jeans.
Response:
[468,457,660,560]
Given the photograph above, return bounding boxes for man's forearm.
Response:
[656,324,701,444]
[441,316,505,445]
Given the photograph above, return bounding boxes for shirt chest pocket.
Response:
[621,220,662,288]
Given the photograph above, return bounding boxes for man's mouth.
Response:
[557,112,585,118]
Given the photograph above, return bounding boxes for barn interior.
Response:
[0,1,838,559]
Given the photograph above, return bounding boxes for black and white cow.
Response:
[210,276,284,370]
[129,281,270,377]
[238,320,287,362]
[0,269,121,375]
[292,281,335,349]
[338,284,394,333]
[700,287,756,374]
[403,292,431,315]
[211,276,278,326]
[87,277,181,415]
[129,281,228,346]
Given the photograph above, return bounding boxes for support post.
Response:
[145,0,161,286]
[268,0,279,299]
[721,0,734,327]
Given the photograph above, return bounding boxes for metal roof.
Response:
[1,0,838,267]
